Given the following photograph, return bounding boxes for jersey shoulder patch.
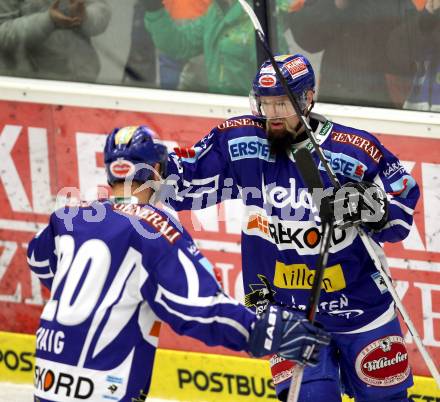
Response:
[216,115,265,132]
[112,203,182,244]
[218,115,274,163]
[329,124,383,164]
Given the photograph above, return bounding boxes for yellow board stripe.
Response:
[1,331,438,401]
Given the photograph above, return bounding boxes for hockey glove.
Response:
[248,305,330,366]
[333,181,388,231]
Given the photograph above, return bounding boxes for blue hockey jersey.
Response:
[27,201,255,401]
[165,113,420,333]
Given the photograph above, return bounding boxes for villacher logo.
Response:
[355,336,410,387]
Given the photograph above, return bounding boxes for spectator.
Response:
[144,0,291,96]
[387,0,440,111]
[163,0,211,18]
[124,0,211,89]
[159,0,211,89]
[287,0,407,108]
[123,0,158,86]
[0,0,111,83]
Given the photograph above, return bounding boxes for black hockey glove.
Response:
[144,0,164,12]
[248,305,330,366]
[333,181,389,231]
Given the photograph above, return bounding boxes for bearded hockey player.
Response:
[164,54,420,401]
[27,125,330,402]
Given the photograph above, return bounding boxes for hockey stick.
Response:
[237,0,440,390]
[237,0,338,187]
[285,148,335,402]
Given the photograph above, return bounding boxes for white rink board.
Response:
[0,76,438,139]
[0,383,177,402]
[0,383,33,402]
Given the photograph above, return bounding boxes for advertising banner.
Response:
[0,100,439,378]
[0,331,438,401]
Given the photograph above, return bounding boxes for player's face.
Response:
[260,95,300,137]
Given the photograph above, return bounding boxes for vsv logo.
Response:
[228,136,275,162]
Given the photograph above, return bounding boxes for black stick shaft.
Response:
[306,221,333,322]
[295,148,334,322]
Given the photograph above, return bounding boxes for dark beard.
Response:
[268,130,295,156]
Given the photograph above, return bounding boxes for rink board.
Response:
[0,331,438,401]
[0,99,439,377]
[0,95,439,377]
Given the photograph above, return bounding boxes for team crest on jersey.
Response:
[355,336,410,386]
[109,159,135,178]
[244,274,276,314]
[371,272,388,294]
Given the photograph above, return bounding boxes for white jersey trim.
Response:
[383,219,412,231]
[155,286,249,339]
[389,199,415,216]
[27,252,49,267]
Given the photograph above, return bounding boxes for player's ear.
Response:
[306,89,314,105]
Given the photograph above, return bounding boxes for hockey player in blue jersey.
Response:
[164,54,420,401]
[27,125,330,402]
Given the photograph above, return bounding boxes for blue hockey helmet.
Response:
[250,54,315,117]
[104,125,168,185]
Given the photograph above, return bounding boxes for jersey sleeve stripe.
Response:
[156,284,240,307]
[178,250,199,299]
[389,199,415,215]
[34,272,54,279]
[154,286,249,338]
[27,253,50,267]
[382,219,412,231]
[29,265,51,274]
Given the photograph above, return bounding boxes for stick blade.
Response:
[295,148,323,191]
[295,148,332,223]
[237,0,264,34]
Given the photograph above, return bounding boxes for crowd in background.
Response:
[0,0,438,111]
